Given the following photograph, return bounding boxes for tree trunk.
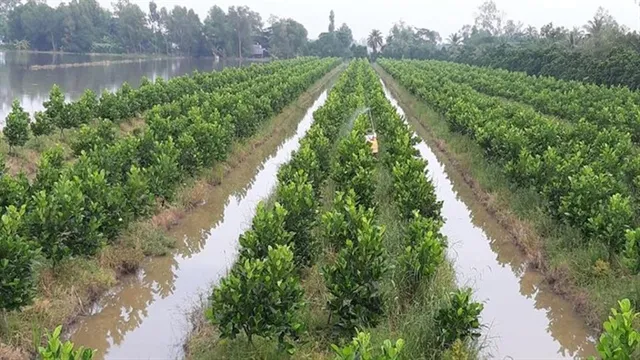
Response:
[238,32,242,59]
[50,33,57,52]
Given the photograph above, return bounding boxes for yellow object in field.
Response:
[366,133,379,155]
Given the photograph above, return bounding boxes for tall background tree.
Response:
[367,29,383,56]
[227,5,262,58]
[268,16,308,58]
[1,1,361,60]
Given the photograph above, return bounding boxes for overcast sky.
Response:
[50,0,640,41]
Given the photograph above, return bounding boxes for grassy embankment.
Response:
[374,63,621,330]
[0,64,344,357]
[185,63,477,360]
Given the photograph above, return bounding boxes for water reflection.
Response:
[0,51,231,126]
[70,90,329,359]
[380,79,597,359]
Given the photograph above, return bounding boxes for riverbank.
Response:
[373,64,607,330]
[0,64,344,358]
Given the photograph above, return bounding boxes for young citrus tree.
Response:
[31,111,54,137]
[324,216,388,333]
[207,245,304,350]
[3,100,30,151]
[276,170,318,267]
[239,202,293,261]
[0,206,37,316]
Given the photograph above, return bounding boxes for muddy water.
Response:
[69,89,329,359]
[379,80,597,359]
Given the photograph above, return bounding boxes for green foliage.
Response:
[31,111,54,137]
[32,146,66,193]
[44,85,70,132]
[0,205,36,312]
[398,211,446,293]
[332,128,377,208]
[324,216,388,333]
[391,157,442,221]
[38,325,95,360]
[590,299,640,360]
[29,176,103,264]
[322,190,376,249]
[380,58,640,259]
[3,100,30,149]
[70,120,117,156]
[207,245,304,350]
[276,170,318,267]
[331,331,405,360]
[97,90,123,123]
[239,203,293,261]
[622,229,640,273]
[435,289,484,349]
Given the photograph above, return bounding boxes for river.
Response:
[0,51,236,126]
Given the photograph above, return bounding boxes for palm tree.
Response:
[584,15,605,38]
[367,29,383,54]
[447,33,462,46]
[568,27,584,48]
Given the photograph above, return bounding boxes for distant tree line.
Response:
[368,1,640,89]
[0,0,367,59]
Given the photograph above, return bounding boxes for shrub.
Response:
[31,111,54,137]
[322,190,376,249]
[38,325,95,360]
[3,100,30,150]
[32,146,66,194]
[0,205,36,313]
[97,90,122,122]
[590,299,640,360]
[435,289,484,349]
[276,170,318,267]
[44,85,70,133]
[398,211,446,294]
[29,176,103,264]
[391,157,442,221]
[331,331,405,360]
[622,229,640,273]
[207,245,304,350]
[70,120,117,156]
[239,203,293,261]
[278,143,321,194]
[324,217,388,333]
[332,130,377,208]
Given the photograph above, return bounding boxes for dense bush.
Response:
[332,120,377,209]
[0,205,36,312]
[207,245,304,349]
[3,100,30,150]
[391,157,442,221]
[398,211,446,293]
[276,170,318,267]
[435,289,484,349]
[238,203,293,261]
[323,213,388,333]
[31,111,54,137]
[322,190,376,249]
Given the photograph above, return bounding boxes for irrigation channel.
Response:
[68,85,331,359]
[379,77,597,359]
